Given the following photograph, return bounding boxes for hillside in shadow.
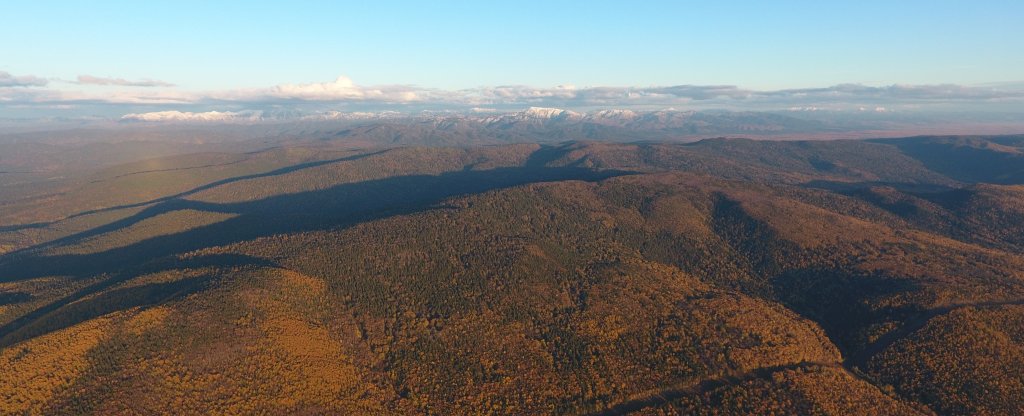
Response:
[870,135,1024,184]
[0,165,628,344]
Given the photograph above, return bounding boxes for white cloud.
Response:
[76,75,176,87]
[0,71,48,87]
[225,76,428,103]
[269,76,365,100]
[5,88,197,105]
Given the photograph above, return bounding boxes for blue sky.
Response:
[1,1,1023,118]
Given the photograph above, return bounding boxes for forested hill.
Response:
[1,134,1023,415]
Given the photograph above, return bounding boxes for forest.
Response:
[1,135,1023,415]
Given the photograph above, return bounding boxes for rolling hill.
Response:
[1,134,1023,415]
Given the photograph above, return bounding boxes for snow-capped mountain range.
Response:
[120,107,665,125]
[115,106,847,145]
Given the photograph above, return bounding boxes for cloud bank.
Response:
[2,72,1022,118]
[263,76,420,102]
[0,71,48,87]
[76,75,176,87]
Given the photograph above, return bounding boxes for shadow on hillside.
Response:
[0,291,32,305]
[0,149,389,234]
[803,180,966,219]
[851,297,1024,369]
[524,142,578,167]
[1,166,629,282]
[0,253,276,348]
[803,179,958,194]
[772,268,922,356]
[0,164,629,344]
[705,195,928,359]
[0,222,50,232]
[804,179,991,225]
[869,136,1024,185]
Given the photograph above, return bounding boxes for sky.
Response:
[2,0,1023,120]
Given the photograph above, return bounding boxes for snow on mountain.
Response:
[120,110,263,122]
[300,110,404,121]
[584,109,640,124]
[117,107,705,128]
[522,107,581,119]
[475,107,583,125]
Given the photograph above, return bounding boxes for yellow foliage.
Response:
[125,306,171,336]
[0,314,116,414]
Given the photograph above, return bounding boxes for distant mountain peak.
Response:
[522,107,581,119]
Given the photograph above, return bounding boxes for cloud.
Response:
[224,76,428,102]
[644,85,752,100]
[76,75,176,87]
[3,73,1023,116]
[269,76,365,100]
[765,83,1024,101]
[0,71,48,87]
[19,89,196,105]
[459,83,1024,107]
